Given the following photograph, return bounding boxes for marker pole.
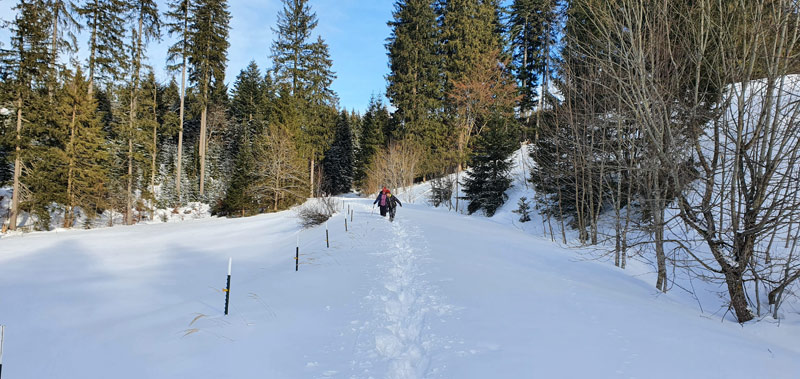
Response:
[1,324,5,379]
[296,234,299,271]
[224,258,232,315]
[326,222,330,248]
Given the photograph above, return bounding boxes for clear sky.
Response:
[0,0,395,113]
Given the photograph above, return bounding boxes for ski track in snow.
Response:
[347,212,447,379]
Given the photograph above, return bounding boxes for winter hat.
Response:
[383,187,389,194]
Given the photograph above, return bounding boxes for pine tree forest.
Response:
[2,0,800,322]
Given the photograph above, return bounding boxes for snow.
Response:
[2,176,800,378]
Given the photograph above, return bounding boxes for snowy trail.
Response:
[345,209,446,379]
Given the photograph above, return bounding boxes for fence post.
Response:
[224,258,232,315]
[326,222,330,248]
[345,217,348,232]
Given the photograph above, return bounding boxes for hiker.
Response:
[373,187,390,217]
[386,190,402,222]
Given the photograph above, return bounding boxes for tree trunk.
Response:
[126,137,134,225]
[9,101,23,231]
[724,269,754,323]
[150,86,157,222]
[65,103,77,228]
[87,13,98,96]
[309,157,315,198]
[175,8,188,204]
[199,104,207,196]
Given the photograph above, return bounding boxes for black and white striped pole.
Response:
[224,258,232,315]
[1,324,5,379]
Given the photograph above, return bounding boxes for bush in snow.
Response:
[296,196,338,228]
[429,175,454,208]
[513,197,532,222]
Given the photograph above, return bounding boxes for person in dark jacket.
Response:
[386,191,402,221]
[373,187,390,216]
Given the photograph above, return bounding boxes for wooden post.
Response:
[224,258,232,315]
[350,209,353,222]
[326,222,330,248]
[345,217,348,232]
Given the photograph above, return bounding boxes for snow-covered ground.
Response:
[2,179,799,378]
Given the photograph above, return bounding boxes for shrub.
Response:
[296,196,338,228]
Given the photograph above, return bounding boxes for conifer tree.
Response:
[229,61,269,142]
[187,0,230,197]
[509,0,557,138]
[47,0,81,95]
[271,0,317,97]
[322,111,354,195]
[354,95,390,187]
[77,0,130,95]
[461,116,516,217]
[441,0,503,86]
[218,62,270,217]
[123,0,160,224]
[2,0,52,231]
[386,0,445,175]
[60,68,108,227]
[218,131,256,217]
[141,70,160,220]
[165,0,192,203]
[270,0,337,198]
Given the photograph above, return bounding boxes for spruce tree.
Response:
[187,0,230,197]
[230,61,269,143]
[165,0,192,203]
[141,70,160,220]
[270,0,336,197]
[217,130,256,217]
[123,0,160,224]
[386,0,445,175]
[322,111,354,195]
[47,0,81,95]
[2,0,52,230]
[509,0,557,138]
[60,68,108,227]
[77,0,130,95]
[354,95,390,187]
[271,0,317,97]
[218,62,270,217]
[441,0,503,86]
[461,115,516,217]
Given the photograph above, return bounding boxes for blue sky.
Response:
[1,0,395,112]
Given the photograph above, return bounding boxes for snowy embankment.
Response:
[1,185,799,378]
[0,185,212,233]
